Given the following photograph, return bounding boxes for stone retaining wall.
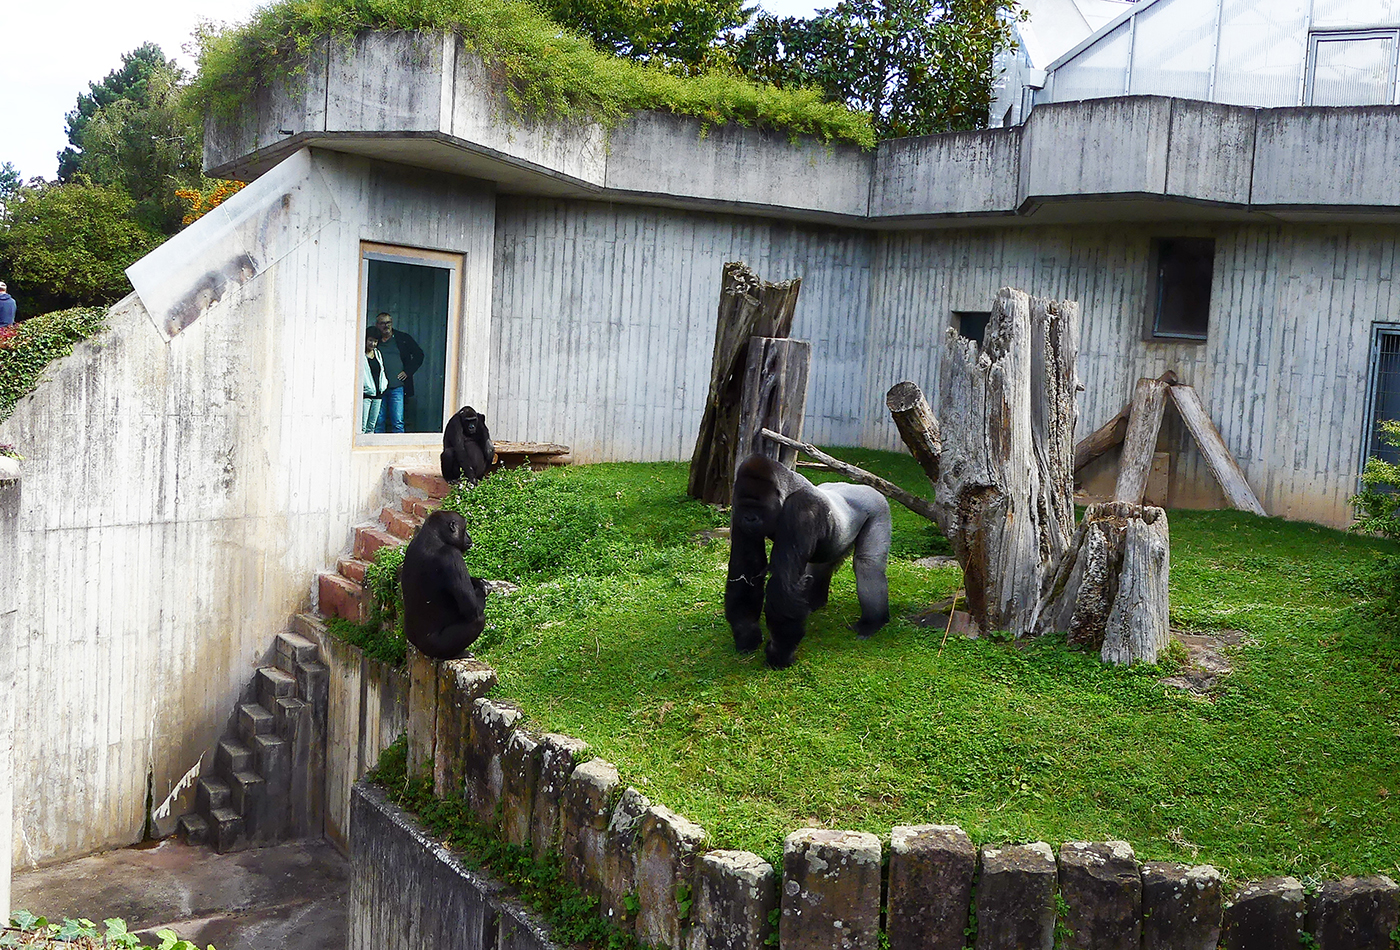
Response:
[354,647,1400,950]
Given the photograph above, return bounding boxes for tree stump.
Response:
[1036,502,1171,665]
[737,337,811,475]
[688,262,802,505]
[888,288,1081,637]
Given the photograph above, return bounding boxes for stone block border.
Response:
[347,647,1400,950]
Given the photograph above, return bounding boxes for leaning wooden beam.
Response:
[885,381,942,483]
[758,428,943,525]
[1114,377,1171,504]
[1169,385,1267,516]
[1073,371,1177,473]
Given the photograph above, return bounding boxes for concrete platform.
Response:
[11,838,347,950]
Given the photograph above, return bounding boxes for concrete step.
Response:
[291,612,327,645]
[237,703,275,744]
[209,807,246,853]
[215,738,252,776]
[336,557,372,584]
[317,572,367,624]
[196,778,230,813]
[256,666,297,712]
[272,696,308,734]
[252,734,290,784]
[176,813,208,846]
[399,469,452,499]
[380,506,421,540]
[275,631,319,674]
[229,770,264,816]
[296,660,329,708]
[353,525,400,562]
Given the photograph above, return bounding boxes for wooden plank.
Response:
[1075,371,1177,473]
[1169,384,1267,516]
[1114,377,1170,505]
[737,337,811,472]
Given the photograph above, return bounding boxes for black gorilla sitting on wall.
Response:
[726,454,892,669]
[441,406,494,484]
[402,510,489,659]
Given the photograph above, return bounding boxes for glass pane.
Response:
[364,259,452,435]
[1372,329,1400,466]
[1311,0,1400,30]
[1153,238,1214,340]
[1214,0,1309,105]
[1048,21,1132,102]
[1309,35,1394,105]
[1130,0,1217,99]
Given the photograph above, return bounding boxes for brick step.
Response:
[400,496,437,519]
[209,807,245,853]
[399,469,452,499]
[177,814,208,846]
[337,556,372,584]
[251,733,290,782]
[196,778,230,813]
[274,631,319,675]
[256,666,297,712]
[215,738,251,776]
[380,506,422,540]
[318,572,367,624]
[237,703,274,744]
[353,524,400,561]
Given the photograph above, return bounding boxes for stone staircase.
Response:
[177,618,330,852]
[316,468,453,625]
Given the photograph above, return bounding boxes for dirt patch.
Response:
[1160,629,1249,696]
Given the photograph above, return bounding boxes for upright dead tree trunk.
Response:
[1035,502,1171,665]
[888,289,1081,636]
[736,337,810,473]
[688,263,801,504]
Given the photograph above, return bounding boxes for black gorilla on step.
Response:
[401,510,489,659]
[441,406,494,484]
[726,454,892,669]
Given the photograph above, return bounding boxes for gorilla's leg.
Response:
[850,514,892,638]
[763,503,822,669]
[805,560,841,612]
[725,528,768,653]
[441,449,462,482]
[416,618,486,659]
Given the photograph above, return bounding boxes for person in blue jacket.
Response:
[0,283,15,327]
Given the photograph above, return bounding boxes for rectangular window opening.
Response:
[358,243,464,444]
[1306,30,1399,106]
[1364,325,1400,479]
[1150,237,1214,342]
[952,310,991,345]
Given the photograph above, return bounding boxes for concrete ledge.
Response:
[349,781,560,950]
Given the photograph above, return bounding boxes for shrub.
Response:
[188,0,875,148]
[0,307,108,422]
[2,912,211,949]
[1351,419,1400,616]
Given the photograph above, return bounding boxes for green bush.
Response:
[2,912,211,949]
[189,0,875,148]
[0,307,108,422]
[1351,419,1400,616]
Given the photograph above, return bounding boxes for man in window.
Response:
[373,312,425,433]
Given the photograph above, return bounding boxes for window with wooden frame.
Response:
[1147,237,1214,342]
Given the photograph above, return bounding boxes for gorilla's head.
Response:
[731,455,787,536]
[457,406,483,438]
[426,510,473,553]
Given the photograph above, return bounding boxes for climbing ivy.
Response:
[0,307,108,423]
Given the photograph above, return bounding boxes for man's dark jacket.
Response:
[383,329,425,397]
[0,293,15,327]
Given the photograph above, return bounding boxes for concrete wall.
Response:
[1,473,17,916]
[0,149,493,868]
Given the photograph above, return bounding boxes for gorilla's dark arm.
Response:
[762,497,826,669]
[724,522,768,653]
[446,556,486,620]
[441,416,466,481]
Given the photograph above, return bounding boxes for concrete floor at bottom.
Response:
[11,838,348,950]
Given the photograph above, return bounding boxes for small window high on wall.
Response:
[358,243,464,442]
[951,310,991,345]
[1149,237,1214,342]
[1306,30,1399,106]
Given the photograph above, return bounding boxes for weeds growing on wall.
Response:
[367,736,654,950]
[0,307,108,423]
[188,0,875,148]
[1,912,211,949]
[1352,418,1400,619]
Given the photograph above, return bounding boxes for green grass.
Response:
[412,452,1400,882]
[190,0,875,148]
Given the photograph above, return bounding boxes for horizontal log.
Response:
[494,441,571,456]
[758,428,942,526]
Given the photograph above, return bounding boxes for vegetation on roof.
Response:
[188,0,876,148]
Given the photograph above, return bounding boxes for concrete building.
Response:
[2,30,1398,882]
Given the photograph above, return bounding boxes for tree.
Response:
[535,0,750,73]
[731,0,1023,138]
[0,179,162,313]
[0,163,20,223]
[57,44,204,234]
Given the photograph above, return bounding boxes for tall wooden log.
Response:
[688,262,801,504]
[885,381,942,488]
[1035,502,1171,665]
[737,338,811,474]
[889,288,1081,637]
[1073,371,1176,473]
[1114,377,1171,504]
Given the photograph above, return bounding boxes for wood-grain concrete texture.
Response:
[0,150,494,869]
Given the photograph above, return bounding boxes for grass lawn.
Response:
[421,450,1400,882]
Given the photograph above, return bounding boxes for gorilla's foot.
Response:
[853,617,889,640]
[764,640,798,669]
[732,624,763,653]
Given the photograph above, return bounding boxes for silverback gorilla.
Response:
[402,510,488,659]
[726,455,892,668]
[441,406,494,484]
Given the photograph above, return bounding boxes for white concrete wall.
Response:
[0,149,496,867]
[1,476,17,913]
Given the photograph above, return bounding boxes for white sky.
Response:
[0,0,823,184]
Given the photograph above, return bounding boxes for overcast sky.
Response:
[0,0,823,184]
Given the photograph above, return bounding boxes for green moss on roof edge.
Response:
[190,0,876,149]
